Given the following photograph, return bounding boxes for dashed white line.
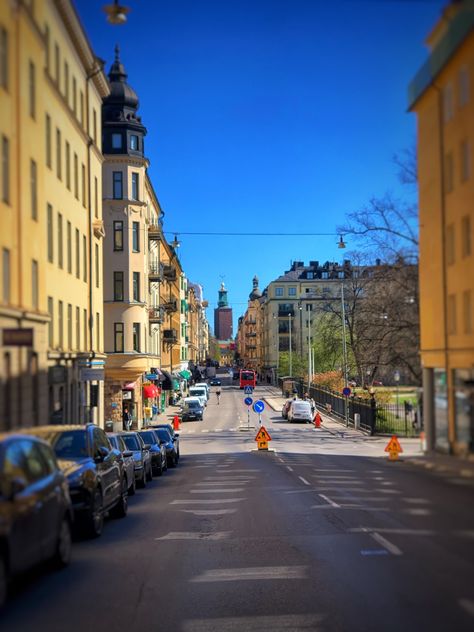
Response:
[298,476,310,486]
[171,498,245,505]
[318,494,340,508]
[370,532,403,556]
[190,488,245,494]
[286,466,294,472]
[155,531,232,541]
[190,565,308,583]
[181,509,237,516]
[458,598,474,617]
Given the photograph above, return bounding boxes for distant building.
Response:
[408,0,474,455]
[214,283,233,340]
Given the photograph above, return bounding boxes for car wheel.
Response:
[138,468,146,489]
[85,488,104,538]
[146,463,153,482]
[163,457,168,472]
[111,477,128,519]
[0,554,8,609]
[53,516,72,568]
[153,460,163,477]
[128,475,136,496]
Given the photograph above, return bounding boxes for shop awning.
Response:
[172,379,180,390]
[143,384,159,398]
[160,370,173,391]
[123,382,136,391]
[179,369,191,379]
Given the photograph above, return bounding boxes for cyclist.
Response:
[216,388,221,404]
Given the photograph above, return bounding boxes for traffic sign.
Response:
[244,396,253,406]
[253,400,265,414]
[244,386,254,395]
[342,386,351,397]
[255,426,272,442]
[384,435,403,461]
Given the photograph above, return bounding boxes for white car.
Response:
[288,400,313,423]
[194,382,210,399]
[188,386,207,407]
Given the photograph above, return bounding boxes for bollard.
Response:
[420,431,427,452]
[354,413,360,430]
[314,411,322,428]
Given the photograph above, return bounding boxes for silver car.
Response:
[107,433,136,496]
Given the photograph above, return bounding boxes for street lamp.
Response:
[394,370,400,418]
[341,281,349,426]
[289,312,293,378]
[307,304,312,394]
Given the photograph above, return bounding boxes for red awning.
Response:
[143,384,159,398]
[123,382,136,391]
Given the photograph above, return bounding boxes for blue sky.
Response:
[76,0,444,333]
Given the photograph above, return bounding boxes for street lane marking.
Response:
[313,469,354,472]
[286,466,294,472]
[170,498,245,505]
[454,530,474,538]
[195,481,251,485]
[190,565,308,583]
[360,549,389,556]
[204,476,255,480]
[216,469,260,473]
[376,489,401,494]
[298,476,311,486]
[190,488,245,493]
[318,494,340,508]
[181,509,237,516]
[403,498,432,504]
[155,531,232,541]
[350,528,435,535]
[182,614,325,632]
[458,599,474,617]
[404,508,432,516]
[370,532,403,556]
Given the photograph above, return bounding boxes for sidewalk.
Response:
[262,386,474,479]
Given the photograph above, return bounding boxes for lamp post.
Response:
[289,312,293,377]
[341,281,349,426]
[307,304,312,394]
[394,370,400,418]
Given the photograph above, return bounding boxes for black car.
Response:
[154,428,178,468]
[209,377,221,386]
[0,433,73,607]
[151,423,180,460]
[121,432,153,488]
[137,430,167,476]
[26,425,127,538]
[107,433,136,496]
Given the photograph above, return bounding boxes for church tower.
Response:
[214,282,233,340]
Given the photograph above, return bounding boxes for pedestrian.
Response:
[122,406,131,431]
[216,388,221,404]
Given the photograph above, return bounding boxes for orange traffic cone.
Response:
[173,415,180,431]
[314,411,322,428]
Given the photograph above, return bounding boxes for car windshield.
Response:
[139,431,156,444]
[294,403,310,410]
[156,429,171,443]
[50,431,88,459]
[186,402,200,409]
[108,436,118,449]
[190,389,205,396]
[122,435,140,451]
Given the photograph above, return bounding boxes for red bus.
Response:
[239,369,256,389]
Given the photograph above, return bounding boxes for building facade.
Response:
[0,0,108,430]
[235,276,264,374]
[408,0,474,454]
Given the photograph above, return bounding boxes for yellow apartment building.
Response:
[409,0,474,454]
[159,238,183,383]
[0,0,108,430]
[236,276,264,374]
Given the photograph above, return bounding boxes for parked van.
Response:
[188,387,207,407]
[194,382,210,399]
[288,400,313,423]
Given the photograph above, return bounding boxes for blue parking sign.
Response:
[244,397,253,406]
[253,400,265,413]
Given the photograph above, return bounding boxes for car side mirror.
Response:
[94,446,109,462]
[160,440,166,446]
[123,450,133,458]
[7,477,27,500]
[143,444,151,450]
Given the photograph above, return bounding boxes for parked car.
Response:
[25,425,128,538]
[288,400,313,423]
[137,430,167,476]
[121,432,152,488]
[194,383,210,399]
[151,424,180,460]
[209,377,221,386]
[188,386,208,407]
[181,397,204,421]
[0,433,73,607]
[107,433,136,496]
[281,400,292,419]
[153,427,179,468]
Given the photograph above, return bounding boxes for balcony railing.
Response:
[278,309,294,317]
[163,300,178,313]
[163,265,177,282]
[148,262,163,281]
[148,222,161,240]
[246,332,257,337]
[148,307,163,323]
[163,329,178,343]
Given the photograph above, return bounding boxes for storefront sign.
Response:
[122,391,132,401]
[3,328,34,346]
[80,368,104,382]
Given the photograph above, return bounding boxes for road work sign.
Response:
[255,426,272,450]
[384,435,403,461]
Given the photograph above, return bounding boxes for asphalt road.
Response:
[3,374,474,631]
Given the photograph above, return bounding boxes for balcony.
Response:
[163,265,177,282]
[246,344,257,350]
[148,262,163,282]
[148,307,163,323]
[246,332,257,337]
[148,222,161,240]
[163,328,178,344]
[163,300,178,313]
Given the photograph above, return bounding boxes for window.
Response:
[72,76,77,114]
[95,243,99,288]
[114,271,124,301]
[130,135,138,150]
[460,140,471,182]
[114,323,124,352]
[307,271,314,279]
[83,235,87,282]
[29,60,35,119]
[47,203,53,262]
[58,213,63,268]
[288,287,296,296]
[81,163,86,207]
[47,296,53,346]
[32,260,38,309]
[58,300,64,347]
[113,171,122,199]
[76,306,80,349]
[96,312,100,350]
[443,82,454,122]
[93,109,97,144]
[112,133,122,149]
[275,287,283,297]
[131,172,139,200]
[132,221,139,252]
[2,135,9,203]
[56,128,62,180]
[30,159,37,220]
[448,294,457,335]
[2,248,10,303]
[113,221,123,251]
[445,152,454,193]
[0,27,8,90]
[459,66,469,107]
[133,271,140,302]
[461,216,471,258]
[80,91,84,126]
[64,61,69,103]
[54,42,59,85]
[67,221,72,273]
[83,308,87,349]
[133,323,140,352]
[463,290,472,334]
[94,177,98,218]
[338,271,344,279]
[45,114,51,168]
[65,141,70,189]
[74,153,78,199]
[75,229,80,278]
[446,224,455,265]
[67,304,72,348]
